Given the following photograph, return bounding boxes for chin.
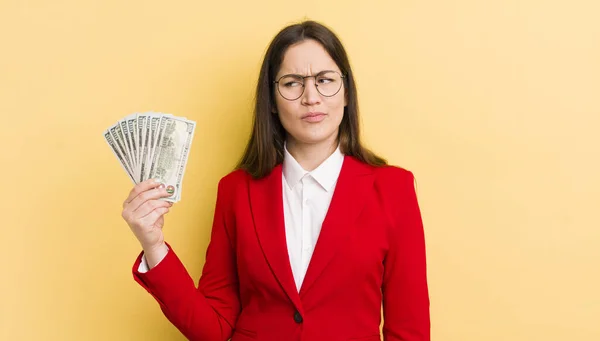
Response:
[291,130,339,146]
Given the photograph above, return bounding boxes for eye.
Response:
[279,75,304,88]
[283,81,302,87]
[317,77,333,84]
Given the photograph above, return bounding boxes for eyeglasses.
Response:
[273,70,345,101]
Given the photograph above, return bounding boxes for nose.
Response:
[301,78,322,106]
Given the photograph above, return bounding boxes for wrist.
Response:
[142,242,169,269]
[143,241,167,253]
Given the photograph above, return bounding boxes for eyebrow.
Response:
[278,69,339,77]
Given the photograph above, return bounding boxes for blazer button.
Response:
[293,311,303,323]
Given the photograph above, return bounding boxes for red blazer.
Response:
[133,156,430,341]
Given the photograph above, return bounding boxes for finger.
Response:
[123,178,162,207]
[139,206,170,226]
[134,199,172,219]
[126,186,171,212]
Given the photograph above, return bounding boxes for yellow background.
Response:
[1,0,599,340]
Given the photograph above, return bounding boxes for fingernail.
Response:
[159,184,165,189]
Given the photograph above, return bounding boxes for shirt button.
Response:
[293,311,303,323]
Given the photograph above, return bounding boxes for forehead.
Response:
[278,39,340,76]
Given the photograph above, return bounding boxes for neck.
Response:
[286,137,338,172]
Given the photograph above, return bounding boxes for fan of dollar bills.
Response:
[103,112,196,203]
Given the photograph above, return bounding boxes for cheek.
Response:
[327,97,346,121]
[275,103,299,132]
[275,95,295,116]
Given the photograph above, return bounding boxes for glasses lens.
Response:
[278,75,304,100]
[316,71,342,97]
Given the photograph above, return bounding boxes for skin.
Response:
[123,39,347,268]
[274,39,347,171]
[121,179,172,268]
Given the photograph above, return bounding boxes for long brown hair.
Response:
[236,20,387,178]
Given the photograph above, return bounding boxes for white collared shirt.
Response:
[139,146,345,293]
[282,145,345,291]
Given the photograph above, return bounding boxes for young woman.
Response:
[121,20,430,341]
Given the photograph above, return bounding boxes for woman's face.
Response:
[274,39,346,148]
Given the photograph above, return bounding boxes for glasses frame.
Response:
[273,70,345,101]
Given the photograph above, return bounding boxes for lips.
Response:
[301,112,327,123]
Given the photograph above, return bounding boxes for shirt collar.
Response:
[282,143,345,192]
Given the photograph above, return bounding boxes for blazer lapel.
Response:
[249,164,303,311]
[299,156,375,297]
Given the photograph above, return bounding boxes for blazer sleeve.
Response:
[381,169,430,341]
[132,178,240,341]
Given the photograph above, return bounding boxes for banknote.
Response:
[103,112,196,203]
[109,124,133,173]
[104,130,135,183]
[148,116,196,202]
